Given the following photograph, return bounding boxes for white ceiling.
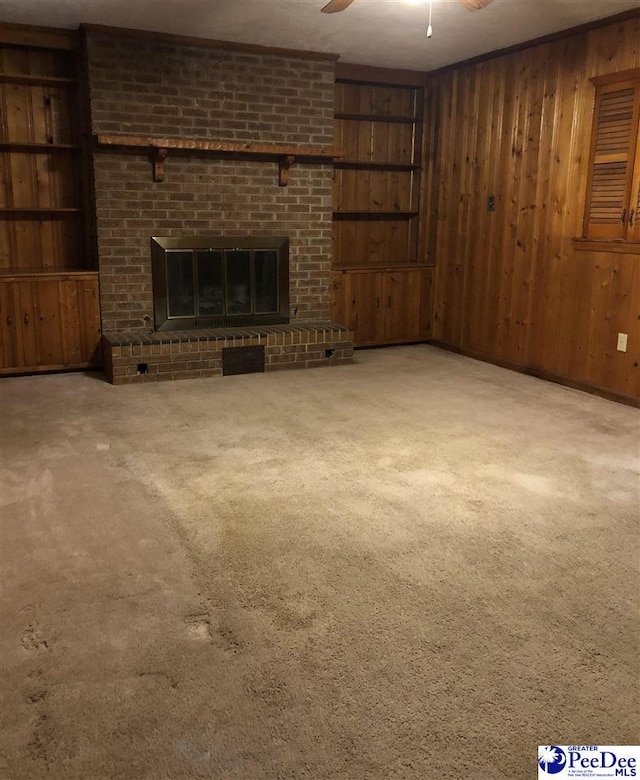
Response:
[1,0,639,70]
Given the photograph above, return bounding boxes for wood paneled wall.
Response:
[427,15,640,401]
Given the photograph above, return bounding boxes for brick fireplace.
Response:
[84,28,353,384]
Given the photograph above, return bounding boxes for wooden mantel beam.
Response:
[96,134,343,158]
[96,134,343,185]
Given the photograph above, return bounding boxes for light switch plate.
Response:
[617,333,628,352]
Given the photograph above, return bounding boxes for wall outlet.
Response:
[617,332,628,352]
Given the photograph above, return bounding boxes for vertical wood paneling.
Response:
[429,15,640,400]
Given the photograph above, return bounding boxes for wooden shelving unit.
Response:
[0,31,101,374]
[0,141,81,151]
[333,73,424,266]
[335,161,420,172]
[331,67,432,347]
[333,211,419,219]
[0,207,84,215]
[334,112,416,124]
[0,72,76,87]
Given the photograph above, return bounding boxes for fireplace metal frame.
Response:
[151,236,290,331]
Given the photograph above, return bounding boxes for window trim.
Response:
[573,238,640,254]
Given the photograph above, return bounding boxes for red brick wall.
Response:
[86,33,335,333]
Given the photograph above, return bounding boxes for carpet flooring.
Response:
[1,345,639,779]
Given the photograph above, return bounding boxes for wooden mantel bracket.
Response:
[152,147,168,183]
[279,155,295,187]
[95,134,344,184]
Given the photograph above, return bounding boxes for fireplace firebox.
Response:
[151,237,290,331]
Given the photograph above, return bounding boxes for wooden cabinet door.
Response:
[382,269,432,343]
[0,276,101,374]
[331,270,383,346]
[332,268,433,348]
[345,271,384,347]
[34,279,67,366]
[16,281,40,368]
[0,282,23,370]
[331,271,348,329]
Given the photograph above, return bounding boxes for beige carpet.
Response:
[1,345,639,779]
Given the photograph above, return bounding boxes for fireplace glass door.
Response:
[152,237,289,331]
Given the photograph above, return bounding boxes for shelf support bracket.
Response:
[279,155,295,187]
[152,147,168,182]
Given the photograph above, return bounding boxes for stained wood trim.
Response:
[355,339,429,349]
[336,62,427,87]
[333,211,419,219]
[334,161,420,171]
[0,362,98,376]
[332,265,431,273]
[0,22,77,50]
[430,341,640,408]
[0,73,76,87]
[591,67,640,87]
[82,24,340,62]
[0,269,98,280]
[77,27,101,273]
[0,142,81,152]
[572,238,640,254]
[0,208,83,215]
[334,113,418,124]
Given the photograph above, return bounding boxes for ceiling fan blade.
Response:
[457,0,494,9]
[321,0,357,13]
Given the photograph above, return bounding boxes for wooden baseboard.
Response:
[429,340,640,408]
[0,361,100,377]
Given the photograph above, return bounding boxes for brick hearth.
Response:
[103,324,353,385]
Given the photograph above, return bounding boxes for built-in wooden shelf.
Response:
[0,39,100,377]
[335,112,417,124]
[335,161,419,172]
[0,267,98,279]
[333,264,429,272]
[0,142,80,152]
[332,73,427,348]
[333,211,419,220]
[0,73,76,87]
[0,207,83,216]
[95,133,345,185]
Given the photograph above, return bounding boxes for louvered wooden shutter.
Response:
[630,128,640,242]
[584,78,640,240]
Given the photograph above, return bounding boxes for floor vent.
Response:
[222,345,265,376]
